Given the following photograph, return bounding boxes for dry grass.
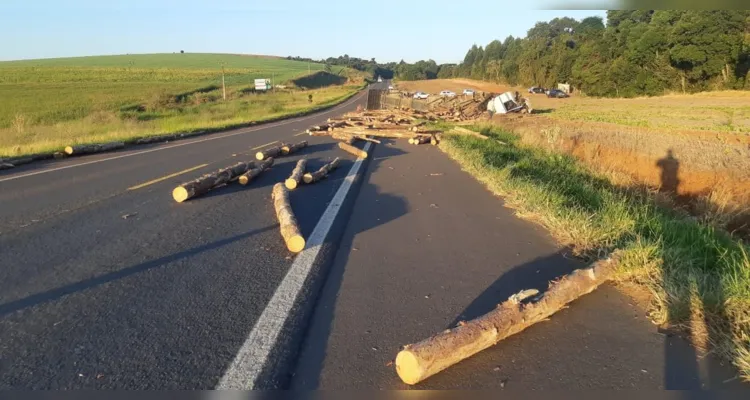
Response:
[439,124,750,381]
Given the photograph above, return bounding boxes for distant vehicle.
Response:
[462,89,475,96]
[547,89,569,98]
[413,91,429,99]
[377,76,383,82]
[439,90,456,98]
[528,87,546,94]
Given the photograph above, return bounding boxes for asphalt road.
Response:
[0,88,373,389]
[291,138,745,390]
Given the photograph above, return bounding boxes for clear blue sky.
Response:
[1,1,608,64]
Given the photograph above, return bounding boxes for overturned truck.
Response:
[488,92,532,115]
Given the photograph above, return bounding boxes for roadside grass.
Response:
[440,125,750,380]
[0,53,368,158]
[0,85,361,157]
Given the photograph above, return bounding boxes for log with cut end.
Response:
[413,135,431,145]
[338,142,368,159]
[173,161,254,203]
[337,128,412,139]
[285,159,307,190]
[238,157,274,186]
[332,133,356,145]
[64,141,125,156]
[431,133,443,146]
[308,130,329,137]
[303,158,340,184]
[256,143,288,160]
[395,254,620,385]
[272,183,305,253]
[281,141,308,156]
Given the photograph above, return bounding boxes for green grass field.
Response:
[0,53,362,157]
[440,125,750,381]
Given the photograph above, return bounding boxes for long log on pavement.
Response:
[337,128,412,139]
[303,158,340,184]
[64,141,125,156]
[412,135,431,145]
[332,133,356,145]
[338,142,368,159]
[281,141,308,156]
[272,183,305,253]
[172,161,254,203]
[285,159,307,190]
[239,157,274,186]
[256,143,288,160]
[395,254,620,385]
[308,130,329,136]
[0,162,14,170]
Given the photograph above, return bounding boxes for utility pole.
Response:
[272,72,275,92]
[221,64,227,101]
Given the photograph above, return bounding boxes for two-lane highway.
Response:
[0,89,371,389]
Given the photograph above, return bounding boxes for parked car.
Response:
[528,87,546,94]
[439,90,456,98]
[462,89,475,96]
[413,91,429,99]
[546,89,569,98]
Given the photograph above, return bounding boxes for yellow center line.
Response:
[251,140,279,151]
[127,163,210,191]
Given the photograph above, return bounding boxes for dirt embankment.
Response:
[400,78,750,235]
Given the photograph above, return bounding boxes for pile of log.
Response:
[431,93,494,121]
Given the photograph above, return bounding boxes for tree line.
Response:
[289,10,749,97]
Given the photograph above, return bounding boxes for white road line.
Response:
[217,142,372,390]
[0,91,366,184]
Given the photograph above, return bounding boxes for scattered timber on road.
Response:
[338,142,368,159]
[64,142,125,156]
[281,141,308,156]
[239,157,274,186]
[303,157,340,184]
[256,143,288,161]
[172,161,255,203]
[0,162,14,170]
[394,254,621,385]
[285,159,307,190]
[272,183,305,253]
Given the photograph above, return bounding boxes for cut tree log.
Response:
[338,128,412,139]
[238,157,274,186]
[272,183,305,253]
[359,136,381,144]
[308,130,330,137]
[412,135,431,145]
[395,254,621,385]
[338,142,368,159]
[172,161,255,202]
[0,162,14,170]
[281,141,308,156]
[332,133,356,145]
[303,157,340,184]
[449,127,488,140]
[431,133,443,146]
[256,143,288,160]
[285,159,307,190]
[64,142,125,156]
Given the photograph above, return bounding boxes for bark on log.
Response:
[338,142,368,159]
[285,159,307,190]
[64,142,125,156]
[413,136,431,145]
[0,162,14,170]
[256,143,288,160]
[303,158,340,184]
[281,141,308,156]
[431,133,443,146]
[272,183,305,253]
[238,158,274,186]
[395,254,620,385]
[332,133,356,145]
[173,161,254,202]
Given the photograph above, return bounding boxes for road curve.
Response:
[0,88,371,389]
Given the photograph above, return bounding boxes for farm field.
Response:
[396,78,750,134]
[0,53,362,157]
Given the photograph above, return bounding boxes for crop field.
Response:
[0,53,363,157]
